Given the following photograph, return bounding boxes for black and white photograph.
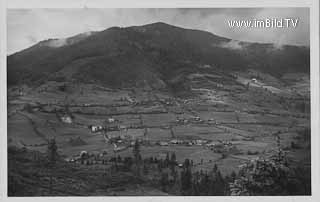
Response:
[1,0,320,200]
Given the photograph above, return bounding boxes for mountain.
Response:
[7,22,310,90]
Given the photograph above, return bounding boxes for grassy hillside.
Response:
[7,22,309,89]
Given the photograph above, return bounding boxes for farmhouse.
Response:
[106,126,118,131]
[217,83,223,88]
[61,115,72,124]
[194,116,201,121]
[251,78,258,83]
[64,157,73,162]
[222,141,233,146]
[186,141,193,146]
[176,117,189,124]
[194,139,208,145]
[126,96,135,103]
[206,142,219,148]
[130,141,136,146]
[170,139,183,144]
[191,116,203,123]
[159,141,169,146]
[89,125,104,133]
[113,143,128,152]
[107,117,115,123]
[206,142,224,148]
[119,125,127,130]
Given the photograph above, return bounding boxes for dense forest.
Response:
[8,138,310,196]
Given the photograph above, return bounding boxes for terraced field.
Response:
[8,70,311,177]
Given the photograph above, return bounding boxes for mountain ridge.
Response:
[7,22,310,89]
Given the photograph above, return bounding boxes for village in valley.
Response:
[7,65,311,195]
[6,18,311,196]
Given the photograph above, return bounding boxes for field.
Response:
[7,70,311,195]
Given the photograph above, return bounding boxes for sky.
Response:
[7,8,309,55]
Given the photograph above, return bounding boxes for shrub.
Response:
[229,154,310,195]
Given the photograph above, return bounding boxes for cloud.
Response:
[219,40,243,50]
[7,8,309,55]
[46,39,67,47]
[26,35,38,44]
[177,8,263,18]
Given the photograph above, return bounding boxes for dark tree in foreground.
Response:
[132,139,142,177]
[229,151,311,195]
[169,152,177,173]
[180,159,192,195]
[47,138,59,194]
[133,139,141,163]
[160,172,169,192]
[209,169,225,195]
[47,138,58,165]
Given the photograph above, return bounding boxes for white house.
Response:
[107,118,115,123]
[159,141,169,146]
[170,139,183,144]
[251,78,258,83]
[90,125,103,133]
[61,115,72,124]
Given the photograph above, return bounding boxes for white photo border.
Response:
[1,1,319,202]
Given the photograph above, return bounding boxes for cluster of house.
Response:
[154,137,236,148]
[175,117,189,124]
[89,124,128,133]
[205,141,235,153]
[88,117,122,133]
[155,139,234,151]
[156,139,209,147]
[89,125,104,133]
[251,78,258,83]
[64,150,108,164]
[107,117,116,123]
[104,133,131,144]
[118,96,135,104]
[216,83,224,88]
[193,116,202,122]
[175,116,205,124]
[60,114,73,124]
[158,98,175,106]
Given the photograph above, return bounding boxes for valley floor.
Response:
[7,71,311,195]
